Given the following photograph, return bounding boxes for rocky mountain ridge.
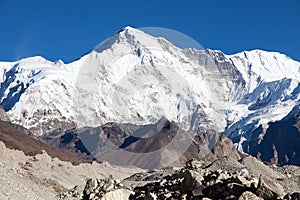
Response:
[41,118,242,170]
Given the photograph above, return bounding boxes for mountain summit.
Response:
[0,27,299,165]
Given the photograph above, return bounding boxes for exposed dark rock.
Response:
[284,192,300,200]
[235,104,300,166]
[80,156,300,200]
[42,118,242,170]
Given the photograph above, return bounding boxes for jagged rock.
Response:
[144,192,157,200]
[256,176,284,199]
[83,158,299,200]
[239,191,263,200]
[292,193,300,200]
[131,166,260,199]
[192,174,205,196]
[284,192,300,200]
[215,170,231,183]
[186,158,206,169]
[58,185,80,200]
[212,134,242,160]
[179,166,264,199]
[180,169,204,195]
[66,185,80,198]
[236,169,259,188]
[83,178,98,196]
[82,177,129,200]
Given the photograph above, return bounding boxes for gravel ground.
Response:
[0,142,145,200]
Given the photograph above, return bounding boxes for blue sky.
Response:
[0,0,299,63]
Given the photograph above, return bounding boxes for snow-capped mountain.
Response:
[0,26,299,164]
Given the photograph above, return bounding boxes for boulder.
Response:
[186,159,206,169]
[101,189,133,200]
[82,177,129,200]
[239,191,263,200]
[180,170,204,195]
[83,178,98,196]
[256,176,284,199]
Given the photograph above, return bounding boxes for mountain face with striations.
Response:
[0,26,299,165]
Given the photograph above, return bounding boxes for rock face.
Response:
[242,104,300,166]
[81,157,300,200]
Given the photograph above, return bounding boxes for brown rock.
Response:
[256,176,284,199]
[180,170,204,194]
[212,134,241,160]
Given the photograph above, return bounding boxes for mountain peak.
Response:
[94,26,162,53]
[115,26,145,37]
[119,25,139,32]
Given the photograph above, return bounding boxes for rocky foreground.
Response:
[1,136,300,200]
[2,133,299,200]
[70,156,300,200]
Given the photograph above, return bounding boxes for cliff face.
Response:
[243,104,300,166]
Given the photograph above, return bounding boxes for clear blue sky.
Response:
[0,0,299,63]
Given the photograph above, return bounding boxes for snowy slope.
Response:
[0,26,299,156]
